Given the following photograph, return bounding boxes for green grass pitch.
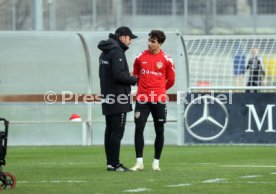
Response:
[3,145,276,194]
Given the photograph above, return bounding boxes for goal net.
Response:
[184,36,276,91]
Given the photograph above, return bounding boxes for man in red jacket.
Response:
[131,30,175,171]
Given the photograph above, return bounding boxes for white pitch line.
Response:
[39,162,92,165]
[165,183,191,187]
[222,165,276,168]
[240,175,261,179]
[246,181,276,184]
[123,188,150,193]
[202,178,226,183]
[18,180,88,184]
[196,163,217,165]
[270,172,276,175]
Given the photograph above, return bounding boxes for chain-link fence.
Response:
[0,0,276,34]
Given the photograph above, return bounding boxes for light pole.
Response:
[32,0,43,30]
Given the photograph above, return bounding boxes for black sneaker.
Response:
[107,163,130,172]
[115,163,130,172]
[106,165,115,171]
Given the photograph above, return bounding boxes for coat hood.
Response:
[98,33,129,52]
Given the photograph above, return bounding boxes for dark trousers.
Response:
[105,113,126,167]
[246,79,259,93]
[134,102,167,160]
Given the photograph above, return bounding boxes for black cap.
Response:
[115,26,138,39]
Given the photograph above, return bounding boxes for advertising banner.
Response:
[184,93,276,144]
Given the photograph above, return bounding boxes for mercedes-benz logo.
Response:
[184,95,229,141]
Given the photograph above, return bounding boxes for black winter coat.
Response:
[98,34,137,115]
[247,56,265,86]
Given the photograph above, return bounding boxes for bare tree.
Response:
[0,0,31,30]
[0,0,12,30]
[15,0,31,30]
[187,0,215,35]
[204,0,214,35]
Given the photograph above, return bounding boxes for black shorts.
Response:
[134,101,167,124]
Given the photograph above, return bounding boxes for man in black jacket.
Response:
[246,47,265,93]
[98,26,137,172]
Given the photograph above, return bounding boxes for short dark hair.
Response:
[148,30,166,44]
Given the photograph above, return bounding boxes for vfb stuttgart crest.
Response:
[157,61,163,69]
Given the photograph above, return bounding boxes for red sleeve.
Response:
[133,57,140,77]
[166,61,175,90]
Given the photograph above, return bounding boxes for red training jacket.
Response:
[133,49,175,102]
